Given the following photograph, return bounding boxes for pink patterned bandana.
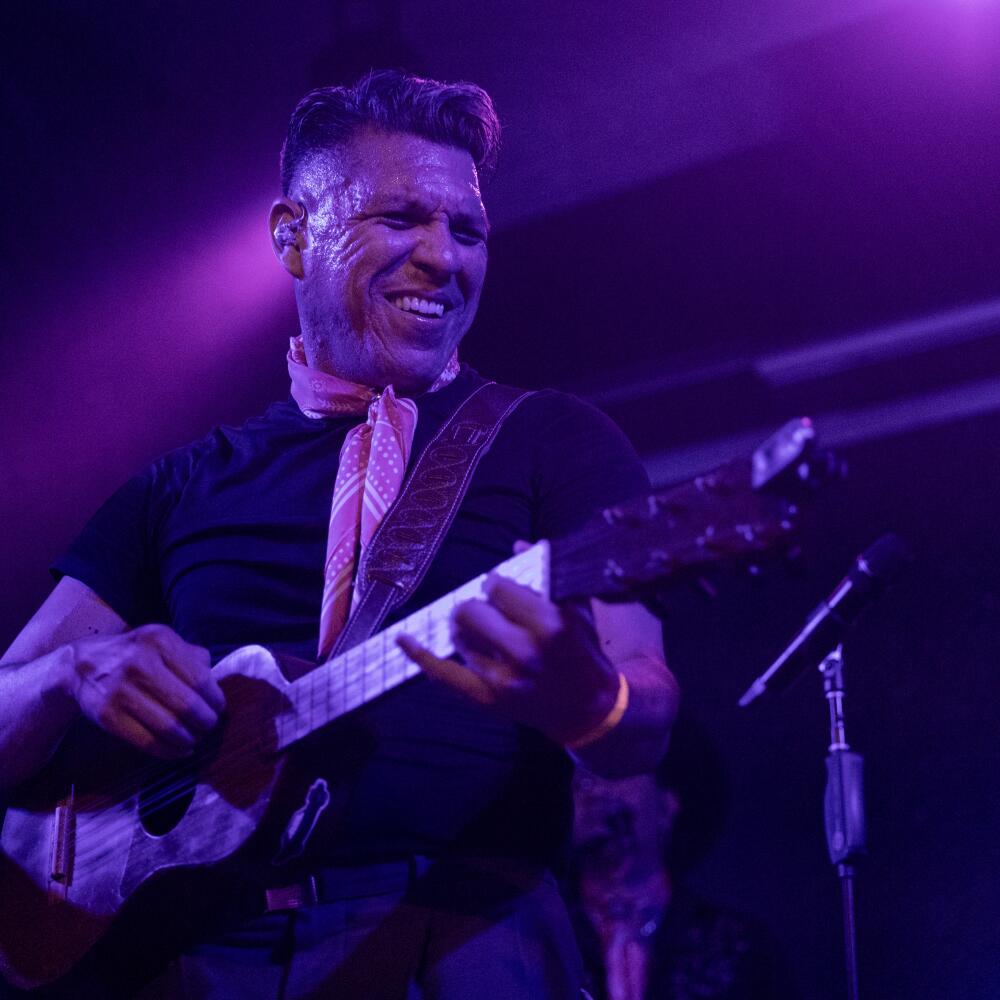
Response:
[286,336,459,660]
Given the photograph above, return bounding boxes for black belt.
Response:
[256,855,549,914]
[261,857,430,912]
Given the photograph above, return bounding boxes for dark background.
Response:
[3,3,999,997]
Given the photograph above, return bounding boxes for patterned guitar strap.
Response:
[327,380,537,659]
[270,379,535,868]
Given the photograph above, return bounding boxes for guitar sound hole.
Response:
[137,760,197,836]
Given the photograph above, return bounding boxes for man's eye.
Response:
[378,214,414,229]
[453,229,486,246]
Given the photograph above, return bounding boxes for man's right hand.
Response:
[60,625,225,759]
[0,578,227,790]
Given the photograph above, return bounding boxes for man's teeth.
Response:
[391,296,446,318]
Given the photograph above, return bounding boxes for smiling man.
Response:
[0,72,677,999]
[273,127,489,394]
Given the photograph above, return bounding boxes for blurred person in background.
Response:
[568,716,796,1000]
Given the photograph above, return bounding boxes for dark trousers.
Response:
[135,858,584,999]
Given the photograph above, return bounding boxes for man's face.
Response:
[572,772,678,882]
[293,128,489,393]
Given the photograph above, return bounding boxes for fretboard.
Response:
[275,541,551,750]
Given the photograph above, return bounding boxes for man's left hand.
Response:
[397,575,620,746]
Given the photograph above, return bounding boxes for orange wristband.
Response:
[565,673,630,750]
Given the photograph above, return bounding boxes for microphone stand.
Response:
[819,644,865,1000]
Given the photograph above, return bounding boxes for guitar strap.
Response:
[327,380,536,659]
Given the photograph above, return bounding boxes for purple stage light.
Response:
[1,199,292,592]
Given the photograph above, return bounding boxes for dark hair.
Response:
[280,69,501,194]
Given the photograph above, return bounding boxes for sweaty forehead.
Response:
[304,128,485,217]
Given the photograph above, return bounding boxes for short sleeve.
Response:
[51,465,171,627]
[527,391,650,542]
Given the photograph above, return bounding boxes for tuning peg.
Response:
[645,494,682,525]
[603,558,626,585]
[777,502,799,533]
[602,504,648,527]
[798,450,848,488]
[602,505,625,525]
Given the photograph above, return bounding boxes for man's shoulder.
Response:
[502,385,640,454]
[218,397,311,438]
[515,386,612,420]
[145,399,307,487]
[470,372,650,510]
[450,366,614,428]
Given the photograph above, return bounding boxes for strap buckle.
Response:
[264,875,319,912]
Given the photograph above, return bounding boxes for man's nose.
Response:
[411,219,460,277]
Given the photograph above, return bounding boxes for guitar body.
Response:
[0,646,297,990]
[0,417,829,990]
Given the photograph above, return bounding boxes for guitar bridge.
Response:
[48,786,76,898]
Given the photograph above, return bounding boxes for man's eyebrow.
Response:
[371,197,490,233]
[453,205,491,234]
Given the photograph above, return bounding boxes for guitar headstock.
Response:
[550,418,838,604]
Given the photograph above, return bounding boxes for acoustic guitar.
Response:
[0,417,829,989]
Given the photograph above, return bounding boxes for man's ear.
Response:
[269,198,308,279]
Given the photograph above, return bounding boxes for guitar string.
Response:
[56,592,448,819]
[59,627,412,868]
[60,550,537,870]
[39,637,368,814]
[64,643,422,873]
[53,648,357,817]
[57,553,542,874]
[65,588,466,872]
[64,635,440,874]
[98,551,533,821]
[63,602,465,872]
[34,498,770,870]
[129,506,757,836]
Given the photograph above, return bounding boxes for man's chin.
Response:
[388,361,449,395]
[374,341,461,394]
[306,323,462,392]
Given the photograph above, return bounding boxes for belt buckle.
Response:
[264,875,319,912]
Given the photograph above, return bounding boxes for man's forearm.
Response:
[569,654,678,778]
[0,648,80,792]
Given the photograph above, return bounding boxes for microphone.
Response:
[738,534,911,707]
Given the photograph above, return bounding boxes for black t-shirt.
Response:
[54,366,649,866]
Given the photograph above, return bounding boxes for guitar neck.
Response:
[273,417,822,750]
[275,541,551,750]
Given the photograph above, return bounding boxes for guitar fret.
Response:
[309,649,317,731]
[379,629,388,698]
[384,630,405,688]
[359,642,368,703]
[363,647,383,698]
[328,667,346,720]
[326,653,332,730]
[278,542,550,751]
[344,645,362,712]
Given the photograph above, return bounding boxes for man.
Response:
[0,71,677,998]
[568,718,796,1000]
